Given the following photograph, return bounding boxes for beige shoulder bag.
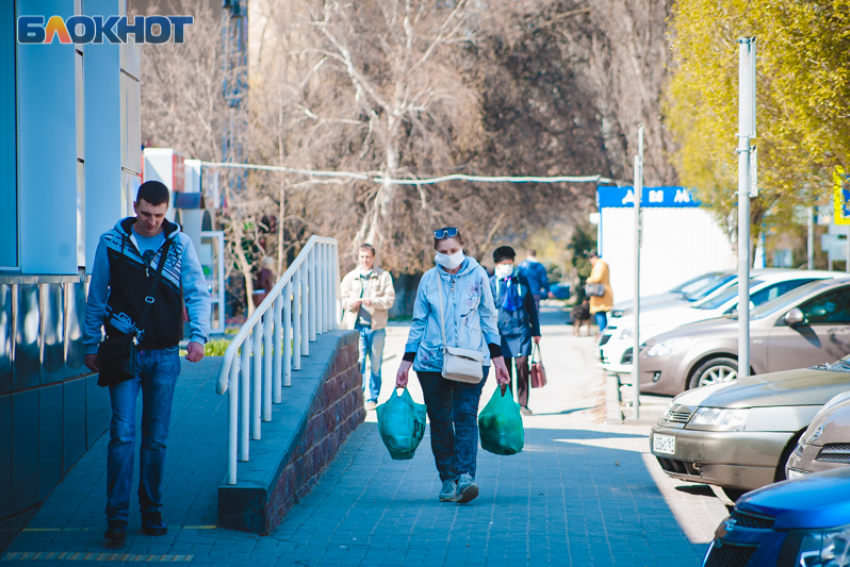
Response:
[437,275,484,383]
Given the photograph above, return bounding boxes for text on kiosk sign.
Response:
[596,186,700,209]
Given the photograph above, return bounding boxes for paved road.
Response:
[3,305,728,566]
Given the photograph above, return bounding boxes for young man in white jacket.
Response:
[340,244,396,410]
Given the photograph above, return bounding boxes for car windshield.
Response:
[694,280,763,310]
[750,279,837,320]
[670,272,723,295]
[683,274,736,302]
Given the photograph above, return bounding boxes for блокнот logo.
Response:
[17,15,193,44]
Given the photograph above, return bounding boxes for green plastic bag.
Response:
[478,385,525,455]
[376,388,427,460]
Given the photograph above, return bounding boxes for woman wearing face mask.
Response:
[489,246,540,416]
[396,227,511,504]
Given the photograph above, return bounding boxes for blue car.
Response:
[703,466,850,566]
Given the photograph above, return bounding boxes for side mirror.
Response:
[784,308,806,327]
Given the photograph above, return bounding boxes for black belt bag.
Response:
[96,239,172,387]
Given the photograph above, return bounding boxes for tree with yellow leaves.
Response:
[665,0,850,244]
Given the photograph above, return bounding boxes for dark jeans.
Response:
[595,311,608,332]
[506,356,530,408]
[417,367,489,482]
[356,324,386,403]
[106,348,181,521]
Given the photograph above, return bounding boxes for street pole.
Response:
[632,125,643,419]
[808,206,814,270]
[737,37,756,380]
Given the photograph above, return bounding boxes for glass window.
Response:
[801,288,850,324]
[684,274,737,302]
[696,280,763,311]
[0,0,17,267]
[751,280,835,320]
[750,279,818,308]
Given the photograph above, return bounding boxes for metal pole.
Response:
[293,270,303,367]
[846,226,849,273]
[302,258,311,354]
[263,311,273,420]
[633,125,643,419]
[737,37,755,380]
[309,248,317,342]
[284,280,292,386]
[227,362,239,484]
[252,321,262,438]
[273,295,282,402]
[316,245,324,334]
[808,206,815,270]
[240,339,250,461]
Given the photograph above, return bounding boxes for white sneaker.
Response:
[439,480,458,502]
[365,401,377,411]
[456,473,479,504]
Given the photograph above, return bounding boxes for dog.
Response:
[571,299,592,336]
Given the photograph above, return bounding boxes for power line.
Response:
[201,161,623,186]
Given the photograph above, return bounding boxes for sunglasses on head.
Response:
[434,227,459,239]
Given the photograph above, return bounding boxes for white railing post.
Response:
[263,311,273,420]
[227,361,239,484]
[294,269,303,366]
[252,321,262,439]
[333,243,340,329]
[302,256,310,354]
[317,245,325,334]
[240,340,251,461]
[284,280,292,385]
[272,294,283,402]
[309,247,317,341]
[324,242,331,332]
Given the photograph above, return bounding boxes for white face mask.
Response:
[435,249,464,270]
[495,264,514,279]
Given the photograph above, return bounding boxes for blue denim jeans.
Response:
[417,367,489,482]
[595,311,608,332]
[356,325,386,403]
[106,348,181,521]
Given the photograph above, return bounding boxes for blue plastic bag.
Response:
[478,385,524,455]
[376,388,427,460]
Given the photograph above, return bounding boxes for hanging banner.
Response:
[834,166,850,225]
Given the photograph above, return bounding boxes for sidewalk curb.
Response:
[605,373,623,424]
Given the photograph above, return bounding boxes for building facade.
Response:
[1,0,141,549]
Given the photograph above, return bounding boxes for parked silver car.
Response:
[786,377,850,478]
[638,277,850,396]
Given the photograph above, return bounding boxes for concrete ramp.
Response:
[218,330,363,534]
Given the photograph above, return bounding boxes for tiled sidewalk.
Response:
[2,308,729,566]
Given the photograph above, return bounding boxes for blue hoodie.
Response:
[404,256,501,372]
[83,217,211,354]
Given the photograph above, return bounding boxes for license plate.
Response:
[653,434,676,455]
[786,468,807,481]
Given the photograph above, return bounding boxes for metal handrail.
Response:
[216,235,340,484]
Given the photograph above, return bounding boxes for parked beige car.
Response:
[786,381,850,479]
[637,278,850,396]
[650,363,850,500]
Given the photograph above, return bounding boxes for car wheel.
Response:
[774,431,804,482]
[722,487,748,502]
[688,357,739,389]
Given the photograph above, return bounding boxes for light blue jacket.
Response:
[404,256,501,372]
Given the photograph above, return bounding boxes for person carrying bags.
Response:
[489,246,541,416]
[395,227,510,504]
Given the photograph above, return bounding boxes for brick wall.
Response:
[261,341,363,533]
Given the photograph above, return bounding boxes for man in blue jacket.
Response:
[83,181,211,541]
[518,249,554,312]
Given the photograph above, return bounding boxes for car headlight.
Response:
[686,407,749,432]
[646,337,693,357]
[798,526,850,566]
